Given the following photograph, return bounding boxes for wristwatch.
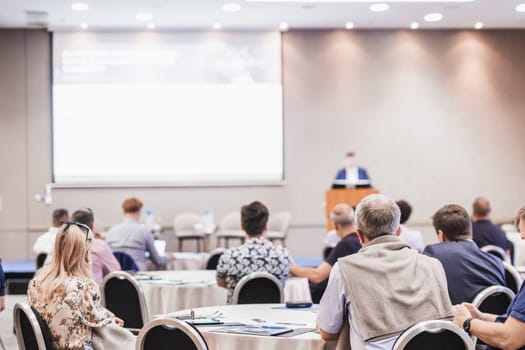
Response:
[463,317,473,335]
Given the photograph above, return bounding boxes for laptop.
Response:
[145,239,167,258]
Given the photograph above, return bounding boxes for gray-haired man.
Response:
[317,194,453,350]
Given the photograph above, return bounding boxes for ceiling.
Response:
[0,0,524,31]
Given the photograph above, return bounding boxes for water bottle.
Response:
[145,210,155,234]
[202,208,214,233]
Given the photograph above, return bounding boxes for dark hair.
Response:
[432,204,471,241]
[122,197,143,213]
[241,201,269,236]
[52,208,69,227]
[396,200,412,224]
[71,208,94,229]
[473,197,491,217]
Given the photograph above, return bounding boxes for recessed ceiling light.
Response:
[345,21,354,29]
[213,22,222,30]
[71,2,89,11]
[474,22,483,30]
[222,2,241,12]
[80,22,88,29]
[370,3,389,12]
[410,22,419,30]
[136,13,153,21]
[147,23,155,29]
[247,0,475,2]
[516,3,525,12]
[424,13,443,22]
[279,22,289,31]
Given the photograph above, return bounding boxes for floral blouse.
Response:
[28,275,114,350]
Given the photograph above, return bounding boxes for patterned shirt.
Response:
[216,236,291,303]
[28,274,114,350]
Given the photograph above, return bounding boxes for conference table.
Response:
[137,270,314,320]
[137,270,227,318]
[162,304,336,350]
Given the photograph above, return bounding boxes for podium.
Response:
[325,188,380,230]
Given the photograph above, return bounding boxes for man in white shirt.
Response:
[396,200,425,252]
[33,208,69,255]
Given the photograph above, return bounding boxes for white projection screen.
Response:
[52,32,283,186]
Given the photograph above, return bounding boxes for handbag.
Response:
[91,322,136,350]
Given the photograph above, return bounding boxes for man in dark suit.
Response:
[333,151,370,187]
[423,204,505,305]
[472,197,511,257]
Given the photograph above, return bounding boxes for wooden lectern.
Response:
[325,188,380,230]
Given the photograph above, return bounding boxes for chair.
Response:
[174,212,207,252]
[101,271,149,334]
[232,271,284,304]
[502,261,523,294]
[13,302,54,350]
[215,212,245,248]
[35,253,47,269]
[392,320,475,350]
[136,318,208,350]
[266,211,292,247]
[471,285,515,316]
[205,248,225,270]
[113,251,140,272]
[481,245,508,262]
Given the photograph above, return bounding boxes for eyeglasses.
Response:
[62,220,91,243]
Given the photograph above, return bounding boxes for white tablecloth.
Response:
[163,304,335,350]
[138,270,227,318]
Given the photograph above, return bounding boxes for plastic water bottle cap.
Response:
[146,210,152,216]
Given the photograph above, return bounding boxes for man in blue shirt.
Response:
[424,204,505,304]
[290,203,361,303]
[0,262,5,311]
[333,151,371,188]
[472,197,511,258]
[454,206,525,350]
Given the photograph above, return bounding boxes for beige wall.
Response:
[1,29,525,260]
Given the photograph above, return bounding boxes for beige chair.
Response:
[174,212,207,252]
[215,211,245,248]
[266,211,292,247]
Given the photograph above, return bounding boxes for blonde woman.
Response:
[28,221,134,350]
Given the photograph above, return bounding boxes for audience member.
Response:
[472,197,510,255]
[453,206,525,350]
[333,151,371,187]
[32,208,69,255]
[216,201,291,304]
[106,197,170,271]
[318,194,452,349]
[28,221,134,349]
[0,261,5,312]
[291,203,361,303]
[396,199,425,252]
[71,207,121,285]
[424,204,505,304]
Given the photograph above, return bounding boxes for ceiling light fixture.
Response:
[370,3,389,12]
[136,13,153,21]
[474,22,483,29]
[279,22,289,31]
[516,3,525,12]
[80,22,88,29]
[424,13,443,22]
[213,22,222,30]
[71,2,89,11]
[345,21,354,29]
[410,22,419,29]
[147,23,155,29]
[247,0,474,2]
[222,2,241,12]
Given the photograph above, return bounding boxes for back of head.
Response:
[52,208,69,227]
[473,197,491,218]
[71,208,94,229]
[432,204,471,241]
[396,200,412,224]
[355,194,400,241]
[331,203,355,227]
[122,197,143,214]
[40,222,94,300]
[241,201,269,236]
